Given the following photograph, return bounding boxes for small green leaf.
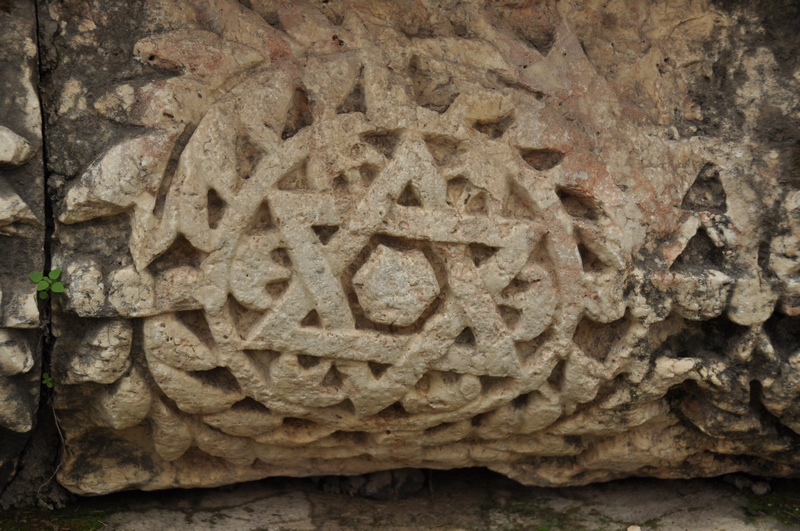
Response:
[36,280,50,291]
[48,269,62,280]
[51,282,65,293]
[38,291,49,299]
[28,271,43,282]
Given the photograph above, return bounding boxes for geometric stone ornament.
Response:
[352,245,440,326]
[0,1,45,496]
[45,0,800,494]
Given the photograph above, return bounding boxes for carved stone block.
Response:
[45,0,800,494]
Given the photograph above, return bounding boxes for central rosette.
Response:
[352,245,440,327]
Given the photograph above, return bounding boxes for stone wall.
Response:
[0,0,45,498]
[1,0,800,499]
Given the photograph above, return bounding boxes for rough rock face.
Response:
[41,0,800,494]
[0,1,45,495]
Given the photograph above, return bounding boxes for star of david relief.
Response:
[48,0,800,495]
[54,2,691,489]
[126,52,634,435]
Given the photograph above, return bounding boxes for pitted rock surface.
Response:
[352,246,440,327]
[41,0,800,494]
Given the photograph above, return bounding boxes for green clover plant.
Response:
[42,372,54,389]
[28,269,64,299]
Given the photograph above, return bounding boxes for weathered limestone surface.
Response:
[0,1,45,494]
[42,0,800,494]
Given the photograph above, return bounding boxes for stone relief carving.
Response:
[45,0,800,494]
[0,2,45,492]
